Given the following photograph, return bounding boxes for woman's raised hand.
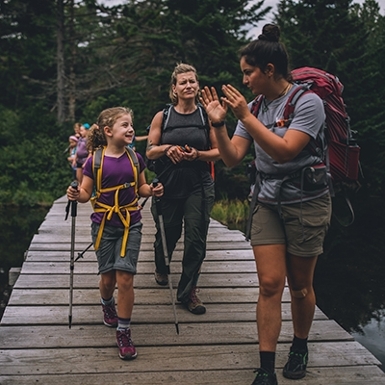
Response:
[200,86,227,124]
[221,84,249,121]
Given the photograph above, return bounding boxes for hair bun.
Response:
[258,24,280,43]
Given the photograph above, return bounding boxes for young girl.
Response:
[67,107,163,360]
[67,135,78,180]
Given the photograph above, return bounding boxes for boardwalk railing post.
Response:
[65,180,78,329]
[153,178,179,335]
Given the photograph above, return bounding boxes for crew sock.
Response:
[117,317,131,331]
[292,335,308,351]
[101,296,114,306]
[260,351,276,374]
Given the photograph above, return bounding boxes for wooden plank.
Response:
[7,287,295,306]
[0,304,328,325]
[0,320,352,349]
[0,342,379,376]
[2,366,385,385]
[13,272,259,289]
[24,248,255,262]
[15,260,257,274]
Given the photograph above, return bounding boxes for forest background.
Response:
[0,0,384,207]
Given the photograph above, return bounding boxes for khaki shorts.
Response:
[250,194,331,257]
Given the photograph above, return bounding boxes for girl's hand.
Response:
[151,182,164,197]
[66,185,79,201]
[221,84,250,121]
[200,86,227,124]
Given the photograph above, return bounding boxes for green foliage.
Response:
[211,198,249,227]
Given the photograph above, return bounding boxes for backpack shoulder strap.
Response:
[161,104,173,131]
[250,95,264,117]
[283,84,312,120]
[92,147,104,193]
[124,146,139,195]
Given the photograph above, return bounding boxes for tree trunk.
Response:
[56,0,66,124]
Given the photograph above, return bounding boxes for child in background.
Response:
[73,123,90,184]
[67,135,78,180]
[66,107,163,360]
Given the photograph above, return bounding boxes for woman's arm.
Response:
[221,84,311,163]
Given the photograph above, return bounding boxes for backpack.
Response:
[147,104,215,179]
[91,146,140,256]
[251,66,362,225]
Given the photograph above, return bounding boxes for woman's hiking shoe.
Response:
[282,348,308,379]
[116,328,137,360]
[251,368,278,385]
[154,270,168,286]
[183,286,206,315]
[101,301,118,327]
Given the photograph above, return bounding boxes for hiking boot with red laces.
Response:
[183,286,206,315]
[116,328,137,360]
[101,301,118,327]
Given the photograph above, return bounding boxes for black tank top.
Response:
[156,106,213,199]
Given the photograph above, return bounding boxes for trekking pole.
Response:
[153,179,179,335]
[75,241,93,262]
[65,180,78,329]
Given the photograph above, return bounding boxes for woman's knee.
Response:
[116,271,134,290]
[259,276,285,298]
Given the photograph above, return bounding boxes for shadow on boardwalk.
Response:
[1,196,384,384]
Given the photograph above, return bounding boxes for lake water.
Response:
[0,198,384,372]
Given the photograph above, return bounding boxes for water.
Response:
[0,206,49,318]
[0,199,384,372]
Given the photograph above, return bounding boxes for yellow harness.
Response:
[91,146,140,257]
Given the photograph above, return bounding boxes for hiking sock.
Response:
[291,335,308,352]
[259,351,276,374]
[117,317,131,330]
[101,296,114,306]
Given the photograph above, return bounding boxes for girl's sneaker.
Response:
[101,301,118,327]
[116,328,137,360]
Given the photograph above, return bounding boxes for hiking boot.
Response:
[101,301,118,327]
[283,348,308,379]
[154,270,168,286]
[251,368,278,385]
[116,328,137,360]
[183,286,206,315]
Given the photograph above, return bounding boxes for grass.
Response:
[211,199,249,227]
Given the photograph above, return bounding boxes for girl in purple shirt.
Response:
[67,107,163,361]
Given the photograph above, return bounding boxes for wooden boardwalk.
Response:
[1,196,385,384]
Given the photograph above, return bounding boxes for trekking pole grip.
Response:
[70,181,78,217]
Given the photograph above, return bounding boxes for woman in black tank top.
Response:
[146,63,220,315]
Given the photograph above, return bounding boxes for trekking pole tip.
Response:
[175,323,179,335]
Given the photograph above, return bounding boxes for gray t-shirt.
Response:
[234,84,329,204]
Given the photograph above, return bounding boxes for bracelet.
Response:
[211,120,225,128]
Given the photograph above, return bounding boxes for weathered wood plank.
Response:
[0,342,379,376]
[15,260,257,274]
[0,320,352,349]
[2,366,385,385]
[13,272,259,289]
[24,248,255,262]
[0,303,328,325]
[7,287,291,305]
